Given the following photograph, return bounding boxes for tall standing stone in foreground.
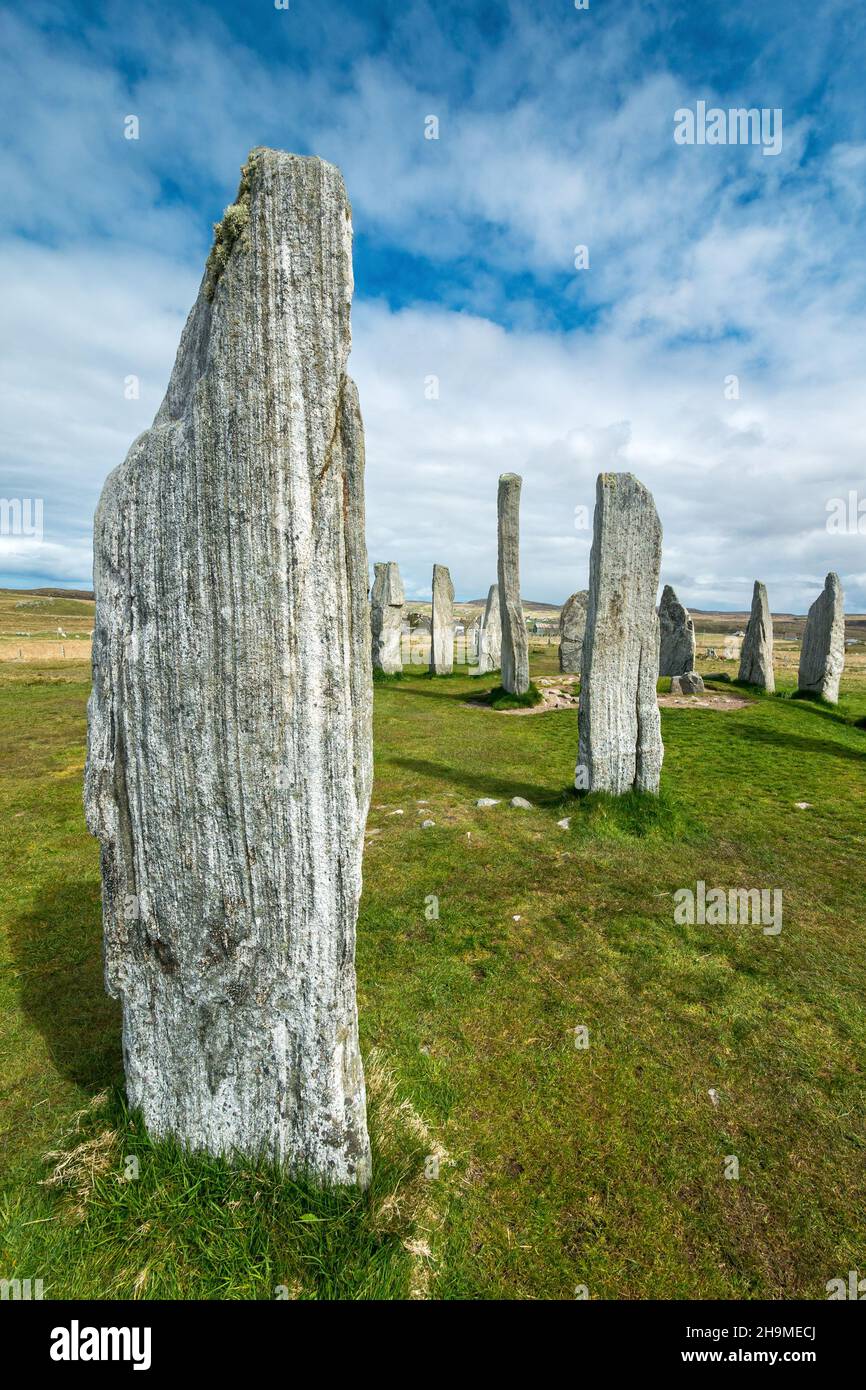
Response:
[85,150,373,1186]
[474,582,502,675]
[497,473,529,694]
[578,473,664,794]
[738,581,775,692]
[370,561,404,674]
[798,572,844,703]
[559,590,588,675]
[430,564,454,674]
[658,584,696,677]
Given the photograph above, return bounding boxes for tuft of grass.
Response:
[5,1054,448,1301]
[569,786,705,843]
[485,682,543,710]
[373,668,406,684]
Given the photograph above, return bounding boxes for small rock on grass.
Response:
[670,671,705,695]
[421,819,435,829]
[557,817,571,829]
[510,796,532,809]
[476,797,501,807]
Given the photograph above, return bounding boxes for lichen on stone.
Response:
[203,151,259,301]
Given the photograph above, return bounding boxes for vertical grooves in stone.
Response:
[658,584,695,677]
[578,472,663,794]
[559,590,588,675]
[798,572,844,703]
[85,150,372,1185]
[738,581,775,692]
[475,582,501,675]
[370,561,405,673]
[497,473,529,694]
[430,564,454,674]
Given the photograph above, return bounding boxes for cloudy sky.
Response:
[2,0,865,609]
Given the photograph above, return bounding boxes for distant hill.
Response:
[466,598,560,611]
[3,587,94,601]
[689,608,798,620]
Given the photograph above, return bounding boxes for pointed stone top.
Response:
[598,471,644,488]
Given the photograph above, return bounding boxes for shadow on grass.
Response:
[8,878,122,1092]
[386,757,703,840]
[722,679,866,737]
[385,754,564,806]
[385,679,492,704]
[724,719,865,763]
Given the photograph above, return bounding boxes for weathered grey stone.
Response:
[85,149,372,1186]
[738,581,775,692]
[798,572,844,702]
[430,564,454,674]
[497,474,529,695]
[370,561,404,674]
[671,671,705,695]
[559,590,588,675]
[510,796,532,809]
[476,798,500,807]
[474,582,501,675]
[658,584,695,676]
[578,473,664,794]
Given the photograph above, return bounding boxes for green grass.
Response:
[2,651,865,1299]
[482,681,544,710]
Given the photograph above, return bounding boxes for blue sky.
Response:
[2,0,866,609]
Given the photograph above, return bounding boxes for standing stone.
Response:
[497,473,529,694]
[658,584,696,677]
[474,582,502,675]
[430,564,454,674]
[85,149,372,1186]
[578,473,664,794]
[738,581,775,692]
[370,561,404,674]
[798,572,844,702]
[559,590,588,675]
[723,636,741,663]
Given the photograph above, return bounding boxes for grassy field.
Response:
[1,635,865,1299]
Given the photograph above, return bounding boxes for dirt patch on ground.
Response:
[467,677,753,716]
[465,676,580,716]
[658,690,753,711]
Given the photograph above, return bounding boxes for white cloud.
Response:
[2,3,865,614]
